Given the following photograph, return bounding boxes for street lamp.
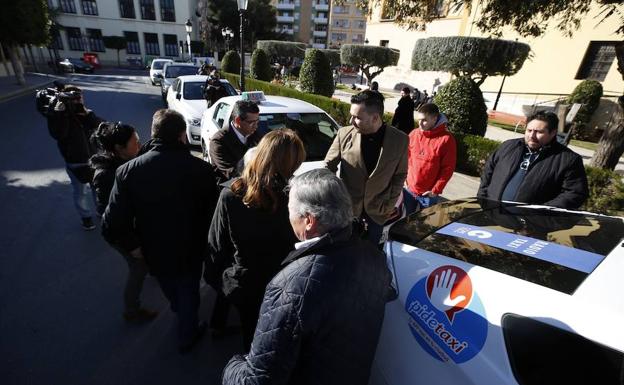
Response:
[237,0,248,91]
[185,19,193,60]
[221,27,233,51]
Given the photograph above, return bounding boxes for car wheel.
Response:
[201,141,210,163]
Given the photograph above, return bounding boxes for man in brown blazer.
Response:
[325,90,408,245]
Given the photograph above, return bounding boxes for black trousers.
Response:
[155,272,201,347]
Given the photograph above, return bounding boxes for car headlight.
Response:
[187,118,201,127]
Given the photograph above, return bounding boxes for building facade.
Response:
[366,0,623,116]
[47,0,200,66]
[272,0,366,49]
[327,0,367,49]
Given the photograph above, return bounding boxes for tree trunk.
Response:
[0,42,13,76]
[590,98,624,170]
[7,44,25,85]
[28,45,39,72]
[117,50,121,67]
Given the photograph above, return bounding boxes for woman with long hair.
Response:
[90,122,157,322]
[207,129,305,351]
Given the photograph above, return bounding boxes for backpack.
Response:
[35,87,58,117]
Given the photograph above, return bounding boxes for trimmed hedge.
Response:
[566,80,603,142]
[411,36,530,78]
[434,76,488,136]
[306,48,341,68]
[250,48,273,81]
[453,133,500,176]
[300,49,335,97]
[582,166,624,216]
[220,50,241,74]
[256,40,307,60]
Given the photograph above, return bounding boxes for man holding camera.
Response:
[47,85,103,230]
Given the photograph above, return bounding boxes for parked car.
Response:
[370,198,624,385]
[148,58,173,85]
[158,62,198,100]
[200,92,340,173]
[58,58,94,74]
[166,75,237,145]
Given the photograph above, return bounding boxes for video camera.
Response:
[35,81,83,117]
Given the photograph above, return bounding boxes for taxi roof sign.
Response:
[241,91,266,103]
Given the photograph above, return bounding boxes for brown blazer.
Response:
[324,124,408,225]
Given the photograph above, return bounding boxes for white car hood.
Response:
[179,99,206,120]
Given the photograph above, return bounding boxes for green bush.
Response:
[340,44,400,83]
[453,133,501,176]
[566,80,603,142]
[220,50,241,74]
[300,49,335,97]
[306,48,341,68]
[411,36,530,80]
[250,48,273,81]
[256,40,307,60]
[221,72,352,125]
[434,76,488,136]
[582,166,624,216]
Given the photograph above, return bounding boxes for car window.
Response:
[222,82,238,96]
[257,112,338,161]
[165,66,198,78]
[183,82,205,100]
[502,314,624,385]
[152,61,168,70]
[171,79,179,92]
[213,103,231,129]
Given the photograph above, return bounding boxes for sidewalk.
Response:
[0,72,68,103]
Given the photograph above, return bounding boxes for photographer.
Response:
[203,71,228,108]
[47,85,103,230]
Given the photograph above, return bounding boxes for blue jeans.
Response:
[403,188,439,215]
[66,163,96,219]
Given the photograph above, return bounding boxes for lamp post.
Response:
[185,19,193,60]
[221,27,233,51]
[237,0,248,92]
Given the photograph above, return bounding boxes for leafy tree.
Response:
[300,49,334,97]
[250,48,273,81]
[221,50,241,74]
[566,80,603,141]
[370,0,624,170]
[256,40,307,65]
[103,36,127,67]
[434,76,488,136]
[340,44,400,83]
[0,0,49,85]
[411,36,530,85]
[204,0,278,52]
[307,48,341,68]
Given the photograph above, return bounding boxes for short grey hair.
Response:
[288,168,353,233]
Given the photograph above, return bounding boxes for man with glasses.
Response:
[209,100,263,185]
[478,111,588,209]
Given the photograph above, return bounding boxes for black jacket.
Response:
[47,109,102,164]
[478,138,588,209]
[89,153,124,215]
[222,226,392,385]
[102,140,218,277]
[209,125,262,185]
[206,182,297,304]
[392,96,415,135]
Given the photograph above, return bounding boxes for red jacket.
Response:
[406,116,456,195]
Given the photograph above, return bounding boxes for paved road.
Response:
[0,73,239,385]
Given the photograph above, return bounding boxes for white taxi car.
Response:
[200,92,340,172]
[370,198,624,385]
[166,75,237,145]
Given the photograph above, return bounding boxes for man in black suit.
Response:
[209,100,263,184]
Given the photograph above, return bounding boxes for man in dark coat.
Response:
[47,85,103,230]
[209,100,263,185]
[478,111,588,209]
[102,109,218,353]
[392,86,416,135]
[222,169,392,385]
[204,72,229,108]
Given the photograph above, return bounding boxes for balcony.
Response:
[275,27,294,35]
[313,30,327,37]
[312,43,326,49]
[313,17,328,24]
[277,15,295,22]
[276,2,295,10]
[314,3,329,11]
